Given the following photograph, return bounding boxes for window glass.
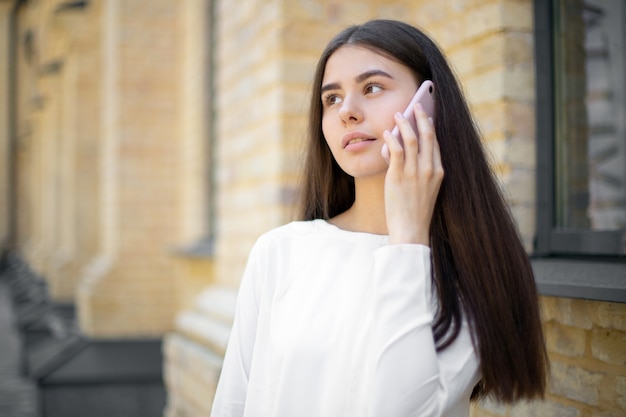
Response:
[554,0,626,231]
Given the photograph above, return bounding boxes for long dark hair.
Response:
[298,19,547,402]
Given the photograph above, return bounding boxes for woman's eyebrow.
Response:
[321,82,340,95]
[355,69,393,84]
[321,69,394,95]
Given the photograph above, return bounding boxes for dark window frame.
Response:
[532,0,625,303]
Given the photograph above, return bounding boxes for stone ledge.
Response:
[532,258,626,303]
[194,286,237,326]
[173,285,238,357]
[175,310,231,357]
[163,333,221,417]
[174,237,216,259]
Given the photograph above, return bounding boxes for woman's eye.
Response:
[365,83,383,94]
[323,94,342,106]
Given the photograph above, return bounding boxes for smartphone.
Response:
[382,80,436,162]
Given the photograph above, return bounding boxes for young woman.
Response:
[211,19,547,417]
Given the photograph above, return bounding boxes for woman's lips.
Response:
[347,138,374,145]
[342,131,376,148]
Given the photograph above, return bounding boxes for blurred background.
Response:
[0,0,624,416]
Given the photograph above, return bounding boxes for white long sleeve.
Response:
[211,220,480,417]
[210,238,266,415]
[366,245,440,416]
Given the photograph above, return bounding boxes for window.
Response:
[535,0,626,257]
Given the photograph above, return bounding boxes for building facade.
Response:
[0,0,624,416]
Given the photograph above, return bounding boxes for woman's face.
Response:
[321,45,419,179]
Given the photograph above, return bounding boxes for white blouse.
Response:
[211,219,481,417]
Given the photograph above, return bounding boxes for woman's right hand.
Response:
[383,103,444,246]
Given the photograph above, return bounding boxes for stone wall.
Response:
[3,0,202,336]
[73,0,184,336]
[474,297,626,417]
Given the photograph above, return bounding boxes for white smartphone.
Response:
[382,80,436,162]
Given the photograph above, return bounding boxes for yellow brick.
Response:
[448,47,474,77]
[509,400,580,417]
[473,34,506,73]
[503,32,533,68]
[591,328,626,366]
[474,397,508,416]
[550,361,604,406]
[463,2,502,40]
[545,322,587,358]
[541,297,594,330]
[590,301,626,332]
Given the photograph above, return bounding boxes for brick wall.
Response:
[474,297,626,417]
[7,0,191,336]
[427,0,536,251]
[542,298,625,416]
[213,0,286,287]
[212,0,440,288]
[75,0,185,336]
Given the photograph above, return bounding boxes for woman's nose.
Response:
[338,96,363,124]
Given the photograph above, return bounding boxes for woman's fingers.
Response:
[391,103,437,173]
[413,104,436,171]
[394,112,418,174]
[384,103,443,245]
[383,129,404,176]
[432,121,444,179]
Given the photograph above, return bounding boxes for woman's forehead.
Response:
[322,45,410,84]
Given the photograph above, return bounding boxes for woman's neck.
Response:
[329,175,387,235]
